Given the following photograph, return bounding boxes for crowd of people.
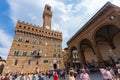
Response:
[0,66,120,80]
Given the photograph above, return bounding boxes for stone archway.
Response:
[80,39,98,67]
[94,25,120,66]
[70,46,80,69]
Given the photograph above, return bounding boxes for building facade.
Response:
[66,2,120,68]
[3,4,63,73]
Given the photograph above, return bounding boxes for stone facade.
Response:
[66,2,120,68]
[3,4,63,73]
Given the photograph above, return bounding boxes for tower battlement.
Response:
[16,20,62,41]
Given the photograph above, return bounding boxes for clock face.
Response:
[45,26,50,29]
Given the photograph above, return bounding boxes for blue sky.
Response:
[0,0,120,59]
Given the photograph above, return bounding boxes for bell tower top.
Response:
[43,4,52,30]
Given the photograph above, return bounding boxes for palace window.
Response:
[14,60,18,65]
[18,37,22,42]
[14,50,19,56]
[22,51,27,56]
[25,39,29,43]
[32,40,36,44]
[43,60,48,63]
[30,52,34,56]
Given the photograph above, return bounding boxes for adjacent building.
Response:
[65,2,120,68]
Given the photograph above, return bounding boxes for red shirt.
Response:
[53,73,58,80]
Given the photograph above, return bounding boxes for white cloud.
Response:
[0,29,13,59]
[6,0,120,49]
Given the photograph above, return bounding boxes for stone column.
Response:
[92,40,104,67]
[78,49,86,67]
[68,50,73,67]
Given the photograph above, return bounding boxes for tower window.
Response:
[39,30,41,32]
[22,51,27,56]
[32,28,34,31]
[14,50,19,56]
[47,7,50,11]
[18,37,22,42]
[14,60,18,65]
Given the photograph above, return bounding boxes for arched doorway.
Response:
[53,64,57,69]
[80,39,98,67]
[70,46,80,69]
[94,25,120,66]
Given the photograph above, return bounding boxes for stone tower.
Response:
[3,4,63,73]
[43,4,52,30]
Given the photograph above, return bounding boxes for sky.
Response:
[0,0,120,59]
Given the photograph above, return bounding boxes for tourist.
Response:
[53,72,58,80]
[117,67,120,80]
[3,73,10,80]
[80,68,90,80]
[39,72,45,80]
[68,70,75,80]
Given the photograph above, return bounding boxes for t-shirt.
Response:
[80,73,90,80]
[118,69,120,74]
[68,76,75,80]
[53,74,58,80]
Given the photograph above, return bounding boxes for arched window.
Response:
[14,50,19,56]
[18,37,22,42]
[32,40,36,44]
